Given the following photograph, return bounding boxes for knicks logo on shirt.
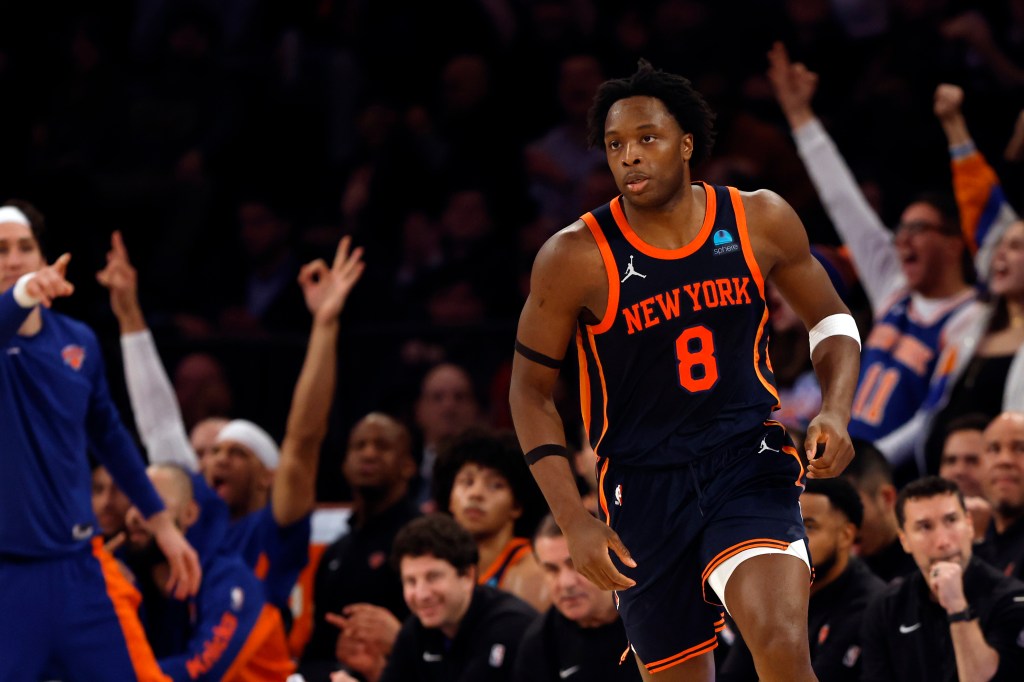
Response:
[61,344,86,370]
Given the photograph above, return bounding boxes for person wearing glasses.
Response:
[767,43,986,484]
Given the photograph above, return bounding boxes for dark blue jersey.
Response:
[227,504,311,612]
[0,292,163,558]
[576,184,779,468]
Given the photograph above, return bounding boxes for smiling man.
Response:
[513,514,641,682]
[379,514,536,682]
[859,476,1024,681]
[767,43,985,481]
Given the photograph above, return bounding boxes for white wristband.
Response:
[809,313,861,356]
[12,273,41,309]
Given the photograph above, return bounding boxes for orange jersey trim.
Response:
[581,211,621,335]
[610,184,718,260]
[576,325,610,456]
[576,329,593,437]
[583,327,611,455]
[478,537,532,586]
[732,187,781,408]
[645,635,718,673]
[253,552,270,580]
[597,458,610,522]
[220,604,296,682]
[92,537,172,682]
[701,538,791,584]
[288,542,329,658]
[782,445,806,487]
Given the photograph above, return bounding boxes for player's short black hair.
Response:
[586,58,717,165]
[433,427,548,537]
[391,513,479,576]
[895,476,966,528]
[804,478,864,529]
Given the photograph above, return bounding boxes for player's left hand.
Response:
[149,510,202,599]
[804,411,854,479]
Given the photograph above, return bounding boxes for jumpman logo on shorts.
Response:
[621,255,647,283]
[758,436,779,454]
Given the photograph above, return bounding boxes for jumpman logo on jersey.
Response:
[621,255,647,283]
[758,437,779,454]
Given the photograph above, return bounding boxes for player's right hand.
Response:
[24,253,74,307]
[298,235,365,323]
[562,513,637,591]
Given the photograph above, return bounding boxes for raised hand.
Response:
[933,84,965,123]
[298,235,365,323]
[766,41,818,128]
[24,253,74,307]
[95,231,144,331]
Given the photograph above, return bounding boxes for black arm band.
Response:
[947,606,976,623]
[514,340,564,369]
[524,444,571,465]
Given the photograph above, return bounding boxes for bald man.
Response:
[977,412,1024,579]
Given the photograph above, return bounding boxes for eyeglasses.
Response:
[894,220,954,238]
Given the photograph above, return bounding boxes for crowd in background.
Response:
[6,0,1024,679]
[3,0,1024,498]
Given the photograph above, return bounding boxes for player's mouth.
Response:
[211,475,230,496]
[624,173,649,193]
[461,507,485,521]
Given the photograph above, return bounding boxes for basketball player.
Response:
[509,61,861,681]
[1,201,200,681]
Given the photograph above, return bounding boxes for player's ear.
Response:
[681,133,694,161]
[182,499,200,528]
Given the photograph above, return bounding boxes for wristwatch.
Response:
[947,606,976,623]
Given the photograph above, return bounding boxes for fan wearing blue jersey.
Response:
[766,43,985,481]
[0,201,201,681]
[510,61,861,681]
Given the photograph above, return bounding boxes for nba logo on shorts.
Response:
[488,643,506,667]
[614,484,623,506]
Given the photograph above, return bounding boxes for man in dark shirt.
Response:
[719,478,885,681]
[376,513,536,682]
[514,514,641,682]
[860,476,1024,681]
[977,412,1024,579]
[299,412,421,679]
[841,439,917,582]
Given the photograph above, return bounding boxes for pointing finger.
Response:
[52,253,72,276]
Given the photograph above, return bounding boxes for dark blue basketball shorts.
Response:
[0,537,167,681]
[598,420,808,675]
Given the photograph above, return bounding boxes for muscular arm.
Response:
[509,225,635,590]
[747,191,859,477]
[274,237,364,526]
